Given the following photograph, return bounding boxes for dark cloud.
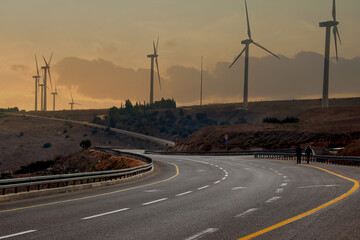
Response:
[54,52,360,105]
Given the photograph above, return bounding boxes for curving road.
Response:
[0,153,359,239]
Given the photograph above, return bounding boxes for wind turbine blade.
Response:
[70,90,74,102]
[229,47,247,69]
[332,0,336,21]
[155,57,161,90]
[253,42,280,59]
[35,54,39,76]
[156,37,159,52]
[153,40,157,55]
[333,27,339,61]
[245,0,251,39]
[48,69,53,90]
[335,25,342,45]
[42,56,48,66]
[48,52,53,65]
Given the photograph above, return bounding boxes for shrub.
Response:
[43,143,52,148]
[80,139,91,150]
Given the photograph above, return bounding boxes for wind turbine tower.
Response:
[200,56,203,107]
[32,55,41,112]
[69,90,80,110]
[147,38,161,104]
[41,53,53,111]
[319,0,341,108]
[229,0,280,110]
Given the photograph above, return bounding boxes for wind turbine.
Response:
[51,75,58,111]
[69,90,80,110]
[200,56,203,107]
[147,38,161,104]
[32,55,41,112]
[319,0,341,108]
[41,52,53,111]
[229,0,280,110]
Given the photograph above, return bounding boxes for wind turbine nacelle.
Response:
[147,54,158,58]
[319,21,339,27]
[241,39,253,44]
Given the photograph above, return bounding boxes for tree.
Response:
[80,139,91,150]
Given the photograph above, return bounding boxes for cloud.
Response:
[53,52,360,107]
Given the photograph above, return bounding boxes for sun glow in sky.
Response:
[0,0,359,110]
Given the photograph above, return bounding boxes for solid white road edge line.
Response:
[82,208,130,220]
[176,191,193,197]
[184,228,218,240]
[235,208,259,217]
[297,184,340,189]
[197,185,210,190]
[232,187,248,190]
[142,198,168,206]
[0,230,37,239]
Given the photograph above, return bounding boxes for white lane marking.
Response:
[283,176,288,179]
[276,188,284,193]
[219,167,223,170]
[235,208,259,217]
[281,183,288,187]
[215,165,219,167]
[284,179,291,182]
[232,187,248,190]
[198,185,210,190]
[282,167,299,169]
[176,191,193,197]
[142,198,168,206]
[214,181,221,184]
[184,228,218,240]
[266,196,282,203]
[297,184,340,189]
[269,168,274,171]
[274,170,279,173]
[82,208,129,220]
[143,189,161,193]
[245,168,252,170]
[0,230,37,239]
[278,173,283,176]
[222,177,226,181]
[197,170,206,172]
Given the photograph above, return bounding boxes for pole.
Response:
[150,56,154,104]
[34,79,38,112]
[200,56,203,107]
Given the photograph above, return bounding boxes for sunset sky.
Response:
[1,0,359,111]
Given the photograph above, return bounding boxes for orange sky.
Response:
[0,0,359,110]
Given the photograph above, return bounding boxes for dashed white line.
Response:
[142,198,168,206]
[143,189,161,193]
[266,196,282,203]
[283,176,288,179]
[184,228,218,240]
[269,168,274,171]
[235,208,259,217]
[176,191,193,197]
[281,183,288,187]
[0,230,37,239]
[222,177,226,181]
[82,208,129,220]
[276,188,284,193]
[197,185,210,190]
[232,187,248,190]
[214,181,221,184]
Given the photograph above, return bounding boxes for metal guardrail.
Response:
[145,149,296,156]
[0,148,153,195]
[254,152,360,166]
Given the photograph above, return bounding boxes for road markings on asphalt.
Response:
[238,162,360,240]
[222,177,226,181]
[276,188,284,193]
[214,181,221,184]
[0,160,179,213]
[297,184,339,189]
[143,189,161,193]
[281,183,288,187]
[82,208,129,220]
[235,208,259,218]
[0,230,37,239]
[283,176,288,179]
[269,168,274,171]
[142,198,168,206]
[232,187,248,190]
[265,196,281,203]
[184,228,218,240]
[197,185,210,190]
[176,191,193,197]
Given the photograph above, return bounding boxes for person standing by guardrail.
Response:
[305,146,312,164]
[296,145,302,164]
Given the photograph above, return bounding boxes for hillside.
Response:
[174,105,360,152]
[0,114,161,172]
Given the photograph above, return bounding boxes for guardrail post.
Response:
[2,189,5,195]
[27,186,30,192]
[15,187,18,193]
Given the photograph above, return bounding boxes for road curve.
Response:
[0,153,359,239]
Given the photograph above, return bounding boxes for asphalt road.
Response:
[0,153,359,240]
